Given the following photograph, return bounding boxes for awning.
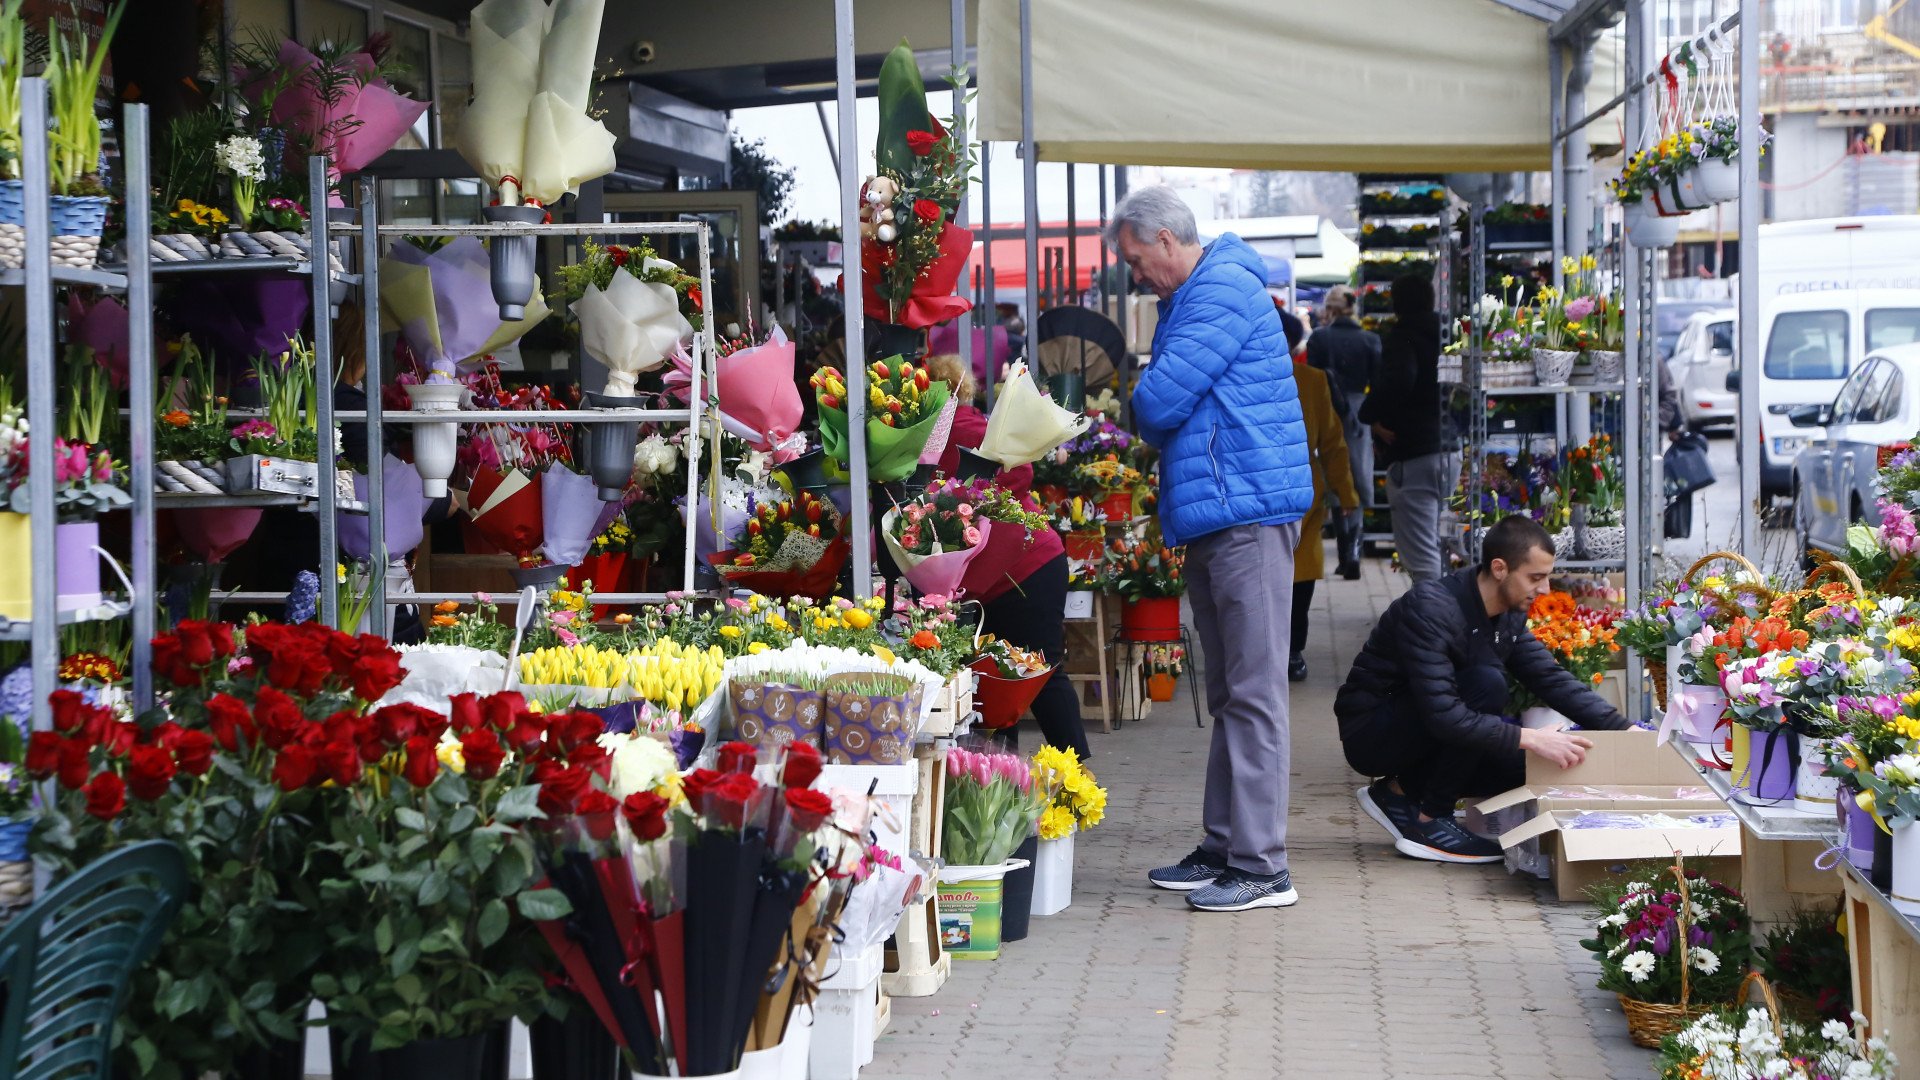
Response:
[976,0,1555,173]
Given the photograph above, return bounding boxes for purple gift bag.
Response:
[1732,727,1797,805]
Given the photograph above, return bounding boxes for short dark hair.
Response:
[1390,273,1435,320]
[1481,515,1554,573]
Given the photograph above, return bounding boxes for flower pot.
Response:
[405,382,465,498]
[1531,348,1578,386]
[934,859,1029,960]
[584,391,643,501]
[1693,159,1740,203]
[1892,818,1920,917]
[0,512,31,621]
[1034,829,1075,916]
[739,1044,783,1080]
[1664,683,1728,747]
[1732,727,1797,805]
[0,179,22,269]
[1120,596,1181,642]
[1034,484,1069,508]
[1063,589,1095,620]
[1046,372,1086,412]
[1062,530,1105,562]
[329,1024,510,1080]
[1624,201,1679,248]
[0,818,31,910]
[1145,671,1177,702]
[1000,834,1038,943]
[508,561,571,593]
[1793,736,1839,816]
[729,679,826,754]
[1872,820,1894,892]
[55,520,102,612]
[48,194,109,268]
[1841,785,1877,874]
[483,203,545,321]
[1097,490,1133,522]
[775,447,835,498]
[1588,349,1625,383]
[779,1005,812,1080]
[1663,643,1686,712]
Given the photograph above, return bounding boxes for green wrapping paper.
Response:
[818,378,951,484]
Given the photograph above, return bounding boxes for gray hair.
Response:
[1103,184,1199,249]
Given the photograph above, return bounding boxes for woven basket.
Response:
[1590,349,1625,382]
[1532,348,1578,386]
[1647,657,1669,712]
[1616,859,1723,1049]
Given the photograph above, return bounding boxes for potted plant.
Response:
[1105,538,1186,642]
[938,746,1041,960]
[1029,744,1106,917]
[1143,644,1184,702]
[1654,977,1896,1080]
[154,336,235,493]
[1609,144,1679,248]
[0,376,128,614]
[1560,434,1623,560]
[1074,456,1141,522]
[0,0,25,268]
[1481,201,1551,247]
[968,635,1053,731]
[1504,590,1619,729]
[1580,858,1752,1048]
[1846,749,1920,914]
[42,2,125,268]
[223,337,351,503]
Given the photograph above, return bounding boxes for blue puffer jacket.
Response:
[1132,235,1313,547]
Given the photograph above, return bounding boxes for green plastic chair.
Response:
[0,840,189,1080]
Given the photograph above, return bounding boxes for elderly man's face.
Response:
[1116,227,1189,300]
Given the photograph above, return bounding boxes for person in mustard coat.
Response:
[1289,358,1360,682]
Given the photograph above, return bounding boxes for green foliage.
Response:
[43,1,125,195]
[730,135,794,228]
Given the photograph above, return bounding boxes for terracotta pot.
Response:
[1145,672,1177,702]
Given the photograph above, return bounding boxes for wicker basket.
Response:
[1532,347,1578,386]
[1647,657,1669,711]
[1615,859,1723,1049]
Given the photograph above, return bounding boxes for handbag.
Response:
[1664,430,1716,498]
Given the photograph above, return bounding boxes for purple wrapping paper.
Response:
[540,464,603,568]
[338,454,433,562]
[164,279,313,371]
[383,237,514,379]
[822,675,922,765]
[67,293,129,389]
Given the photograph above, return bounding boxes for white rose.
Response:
[600,731,679,799]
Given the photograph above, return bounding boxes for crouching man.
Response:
[1334,515,1629,863]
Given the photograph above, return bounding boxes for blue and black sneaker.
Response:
[1356,780,1422,843]
[1395,814,1503,864]
[1186,867,1299,912]
[1147,846,1227,892]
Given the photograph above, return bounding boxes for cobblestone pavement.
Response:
[868,553,1657,1080]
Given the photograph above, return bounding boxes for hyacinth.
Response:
[0,666,29,731]
[214,134,267,182]
[286,571,319,625]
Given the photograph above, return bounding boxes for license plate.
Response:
[1770,437,1807,457]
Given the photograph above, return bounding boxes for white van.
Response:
[1746,214,1920,497]
[1756,289,1920,497]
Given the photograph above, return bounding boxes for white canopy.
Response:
[976,0,1557,173]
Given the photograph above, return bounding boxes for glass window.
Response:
[1871,368,1906,425]
[1855,362,1898,423]
[1709,322,1733,353]
[1764,310,1848,380]
[1831,360,1876,423]
[1867,308,1920,350]
[297,0,367,47]
[437,36,472,150]
[384,18,433,150]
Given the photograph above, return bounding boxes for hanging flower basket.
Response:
[1531,348,1578,386]
[1623,202,1679,248]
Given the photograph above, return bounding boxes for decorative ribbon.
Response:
[1658,683,1723,747]
[1735,726,1800,805]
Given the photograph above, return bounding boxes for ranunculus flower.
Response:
[272,745,318,791]
[127,745,178,801]
[461,728,507,781]
[84,771,127,820]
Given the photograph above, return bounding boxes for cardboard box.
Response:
[1477,731,1742,902]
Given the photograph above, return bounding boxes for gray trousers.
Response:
[1386,450,1460,584]
[1342,391,1373,507]
[1186,522,1298,877]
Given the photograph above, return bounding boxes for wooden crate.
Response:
[883,745,951,998]
[920,671,975,741]
[1839,863,1920,1072]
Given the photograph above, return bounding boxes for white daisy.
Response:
[1620,950,1658,983]
[1690,947,1721,975]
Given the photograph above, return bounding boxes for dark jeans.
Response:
[981,555,1091,760]
[1342,664,1521,818]
[1291,580,1313,659]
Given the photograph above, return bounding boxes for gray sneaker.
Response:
[1186,867,1299,912]
[1147,846,1227,891]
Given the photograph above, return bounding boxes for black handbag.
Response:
[1664,494,1693,540]
[1664,430,1716,498]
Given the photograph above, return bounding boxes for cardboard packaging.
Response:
[1477,730,1743,902]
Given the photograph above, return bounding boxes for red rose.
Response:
[179,619,235,661]
[323,628,362,671]
[717,740,757,775]
[622,791,671,841]
[535,763,592,817]
[461,728,507,781]
[150,634,194,687]
[480,691,527,732]
[49,689,86,733]
[319,741,362,786]
[83,771,126,820]
[403,736,439,789]
[568,741,610,775]
[56,737,89,790]
[505,710,548,754]
[781,742,823,789]
[548,711,604,754]
[173,730,216,776]
[24,731,61,778]
[254,688,306,750]
[783,787,835,833]
[205,693,254,752]
[905,129,938,156]
[271,745,318,791]
[705,772,763,830]
[94,718,136,759]
[349,645,404,702]
[271,642,333,697]
[147,721,184,749]
[127,745,177,801]
[576,789,619,841]
[914,198,941,225]
[373,703,439,747]
[681,767,722,807]
[608,245,629,267]
[449,693,484,734]
[177,624,214,667]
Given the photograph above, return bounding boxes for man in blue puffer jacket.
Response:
[1106,185,1314,913]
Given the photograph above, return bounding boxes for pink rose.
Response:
[962,527,981,546]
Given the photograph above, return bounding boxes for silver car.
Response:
[1790,341,1920,562]
[1668,309,1736,429]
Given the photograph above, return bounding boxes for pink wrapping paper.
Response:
[172,508,264,562]
[257,40,430,176]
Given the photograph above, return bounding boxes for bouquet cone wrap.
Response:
[539,463,603,567]
[576,268,691,397]
[258,40,428,175]
[467,466,544,558]
[717,328,802,452]
[163,279,311,372]
[727,679,825,753]
[957,520,1037,598]
[970,656,1055,730]
[860,221,974,329]
[881,508,990,598]
[978,363,1091,467]
[379,237,548,381]
[705,534,850,601]
[836,861,923,954]
[818,379,952,484]
[459,0,616,203]
[171,507,264,562]
[338,454,432,562]
[821,673,922,765]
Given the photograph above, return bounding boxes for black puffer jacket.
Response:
[1335,569,1629,753]
[1305,317,1381,397]
[1357,310,1454,465]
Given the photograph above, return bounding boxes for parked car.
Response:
[1788,341,1920,563]
[1668,308,1735,429]
[1656,300,1731,365]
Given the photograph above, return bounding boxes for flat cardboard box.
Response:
[1477,731,1742,901]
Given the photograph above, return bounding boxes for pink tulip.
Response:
[971,756,992,787]
[947,751,966,778]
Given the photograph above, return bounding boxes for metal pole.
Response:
[1066,162,1078,306]
[690,222,716,593]
[125,103,156,713]
[309,156,338,626]
[1019,0,1041,355]
[1549,42,1566,289]
[1099,165,1110,316]
[21,79,54,733]
[816,102,841,184]
[360,175,387,635]
[951,0,974,386]
[981,142,996,405]
[834,0,871,598]
[1737,0,1760,557]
